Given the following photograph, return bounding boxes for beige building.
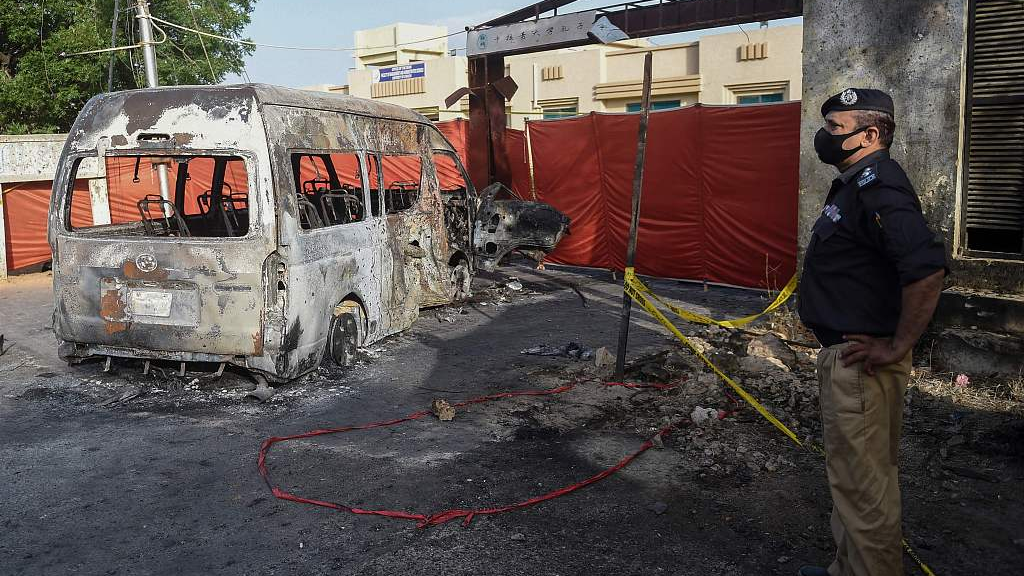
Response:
[309,22,802,128]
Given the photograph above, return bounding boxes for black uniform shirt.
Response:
[799,150,948,347]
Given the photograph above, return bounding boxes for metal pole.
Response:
[107,0,120,92]
[614,51,653,380]
[134,0,171,207]
[525,120,538,201]
[135,0,159,87]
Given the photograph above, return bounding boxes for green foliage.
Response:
[0,1,256,134]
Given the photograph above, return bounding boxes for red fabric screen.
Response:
[105,156,249,222]
[504,129,533,200]
[295,153,362,189]
[514,103,799,290]
[435,119,468,164]
[436,119,529,198]
[3,179,91,271]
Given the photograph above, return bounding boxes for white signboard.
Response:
[468,11,599,57]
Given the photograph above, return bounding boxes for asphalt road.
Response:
[1,262,1020,575]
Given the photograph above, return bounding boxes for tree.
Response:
[0,0,255,134]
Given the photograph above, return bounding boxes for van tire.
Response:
[326,312,359,367]
[449,261,472,301]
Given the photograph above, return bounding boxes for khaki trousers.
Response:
[816,343,911,576]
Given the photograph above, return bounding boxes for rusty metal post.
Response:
[467,54,510,191]
[486,57,512,190]
[614,51,653,380]
[467,56,490,191]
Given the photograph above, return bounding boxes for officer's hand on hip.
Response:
[840,335,905,376]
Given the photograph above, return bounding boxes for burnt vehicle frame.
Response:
[49,84,569,383]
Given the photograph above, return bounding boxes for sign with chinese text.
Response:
[467,11,600,57]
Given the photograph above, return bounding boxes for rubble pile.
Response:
[469,276,541,307]
[507,324,826,479]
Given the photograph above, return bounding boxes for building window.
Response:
[736,93,784,105]
[542,106,578,119]
[413,106,440,122]
[960,0,1024,257]
[538,98,579,120]
[626,100,681,112]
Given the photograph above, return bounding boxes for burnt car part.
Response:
[472,183,570,271]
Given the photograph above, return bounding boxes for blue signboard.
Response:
[373,62,426,83]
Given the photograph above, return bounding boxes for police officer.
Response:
[797,88,947,576]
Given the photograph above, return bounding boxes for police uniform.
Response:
[799,89,947,576]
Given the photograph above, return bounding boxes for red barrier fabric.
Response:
[436,119,529,198]
[516,103,799,290]
[433,120,470,191]
[3,180,91,271]
[295,153,362,189]
[435,119,468,164]
[104,156,249,223]
[504,129,532,200]
[2,112,794,286]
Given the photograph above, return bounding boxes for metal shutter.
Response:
[964,0,1024,245]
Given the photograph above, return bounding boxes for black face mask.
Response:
[814,126,868,166]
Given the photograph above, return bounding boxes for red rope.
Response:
[257,380,684,528]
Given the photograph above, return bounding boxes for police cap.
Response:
[820,88,895,118]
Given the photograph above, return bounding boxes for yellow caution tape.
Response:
[621,267,936,576]
[622,272,814,451]
[624,268,798,329]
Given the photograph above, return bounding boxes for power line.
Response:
[737,23,750,43]
[126,6,143,88]
[60,16,166,57]
[188,0,216,82]
[148,14,465,53]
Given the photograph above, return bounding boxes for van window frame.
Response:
[365,151,384,219]
[60,149,260,242]
[287,148,373,233]
[378,151,426,215]
[429,149,473,195]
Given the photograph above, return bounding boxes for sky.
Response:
[218,0,801,88]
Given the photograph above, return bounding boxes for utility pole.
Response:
[614,51,653,381]
[107,0,120,92]
[134,0,171,207]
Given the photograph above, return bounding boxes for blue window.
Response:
[626,100,681,113]
[542,106,578,119]
[736,93,785,105]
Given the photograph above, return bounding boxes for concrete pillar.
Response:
[799,0,967,272]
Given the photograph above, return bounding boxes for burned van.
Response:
[49,84,568,383]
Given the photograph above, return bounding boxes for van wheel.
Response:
[449,261,472,301]
[326,311,360,367]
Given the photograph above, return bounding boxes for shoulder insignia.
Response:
[856,165,879,189]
